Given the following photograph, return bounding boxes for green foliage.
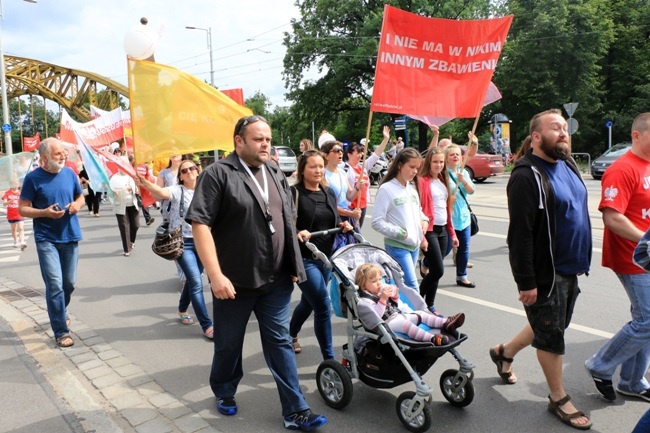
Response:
[0,97,60,153]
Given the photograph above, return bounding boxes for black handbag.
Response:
[452,172,479,236]
[151,188,185,260]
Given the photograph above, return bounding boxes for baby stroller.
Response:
[304,231,475,433]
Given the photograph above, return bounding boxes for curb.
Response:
[0,276,223,433]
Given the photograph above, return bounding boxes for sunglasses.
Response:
[180,165,198,174]
[235,115,268,136]
[329,148,343,154]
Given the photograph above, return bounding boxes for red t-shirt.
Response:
[599,151,650,274]
[2,189,22,221]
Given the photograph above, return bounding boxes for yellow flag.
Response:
[128,59,253,163]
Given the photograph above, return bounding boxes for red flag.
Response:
[135,163,157,208]
[371,6,512,118]
[59,108,124,148]
[23,132,40,152]
[97,148,136,178]
[221,88,245,106]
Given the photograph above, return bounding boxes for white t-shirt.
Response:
[430,179,448,226]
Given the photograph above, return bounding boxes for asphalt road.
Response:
[1,173,648,433]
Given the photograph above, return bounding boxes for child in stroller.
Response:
[355,263,465,346]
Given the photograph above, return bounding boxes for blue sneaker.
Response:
[217,397,237,416]
[283,409,327,431]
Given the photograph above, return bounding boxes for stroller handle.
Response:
[307,227,344,238]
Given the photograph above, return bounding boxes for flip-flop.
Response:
[56,334,74,348]
[489,344,517,384]
[547,394,593,430]
[178,312,194,325]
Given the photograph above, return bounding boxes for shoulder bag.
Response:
[152,187,185,260]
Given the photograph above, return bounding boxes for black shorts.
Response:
[524,274,581,355]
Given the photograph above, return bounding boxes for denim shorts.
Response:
[524,274,580,355]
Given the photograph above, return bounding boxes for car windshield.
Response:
[276,147,295,157]
[603,144,631,157]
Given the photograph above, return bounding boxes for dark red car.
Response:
[420,146,504,182]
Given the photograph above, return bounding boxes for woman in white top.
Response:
[371,148,429,291]
[321,140,361,224]
[137,159,213,339]
[345,126,391,228]
[110,170,139,256]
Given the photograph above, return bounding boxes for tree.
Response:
[0,97,60,153]
[493,0,614,153]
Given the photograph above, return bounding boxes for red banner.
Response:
[23,133,40,152]
[59,108,124,148]
[221,88,245,106]
[371,6,512,118]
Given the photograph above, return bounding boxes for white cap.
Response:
[317,132,336,148]
[360,138,368,146]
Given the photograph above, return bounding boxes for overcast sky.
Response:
[5,0,302,108]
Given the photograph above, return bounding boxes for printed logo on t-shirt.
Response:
[603,185,618,202]
[643,176,650,190]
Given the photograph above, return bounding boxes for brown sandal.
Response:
[489,344,517,384]
[56,334,74,348]
[547,394,592,430]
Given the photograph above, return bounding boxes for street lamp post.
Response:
[186,25,216,162]
[185,26,214,87]
[0,0,37,156]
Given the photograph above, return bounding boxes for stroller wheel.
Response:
[396,391,432,433]
[317,360,353,409]
[440,369,475,408]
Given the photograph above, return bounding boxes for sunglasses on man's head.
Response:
[235,115,268,136]
[180,166,198,174]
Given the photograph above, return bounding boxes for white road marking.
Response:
[438,289,614,339]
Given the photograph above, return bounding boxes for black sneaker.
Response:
[283,409,327,431]
[616,387,650,402]
[146,217,155,226]
[217,397,237,416]
[590,375,617,401]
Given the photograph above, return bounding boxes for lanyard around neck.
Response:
[239,158,269,205]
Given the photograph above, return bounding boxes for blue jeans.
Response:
[385,245,419,291]
[633,408,650,433]
[36,241,79,339]
[210,275,309,416]
[290,259,334,360]
[586,273,650,393]
[177,238,212,331]
[454,225,471,280]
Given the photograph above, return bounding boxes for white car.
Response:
[271,146,298,176]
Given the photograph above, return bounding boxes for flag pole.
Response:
[355,110,374,212]
[453,112,481,196]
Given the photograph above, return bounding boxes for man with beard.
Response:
[19,138,85,348]
[489,109,593,430]
[585,113,650,403]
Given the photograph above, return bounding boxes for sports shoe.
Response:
[20,243,27,251]
[586,369,616,401]
[13,241,19,248]
[283,409,327,431]
[217,397,237,416]
[146,217,156,226]
[616,387,650,402]
[431,334,449,346]
[443,312,465,333]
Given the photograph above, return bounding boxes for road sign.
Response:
[2,123,11,132]
[563,102,579,117]
[394,117,406,131]
[568,118,579,135]
[605,120,613,128]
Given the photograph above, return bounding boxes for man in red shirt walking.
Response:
[586,112,650,402]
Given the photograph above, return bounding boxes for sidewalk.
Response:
[0,276,222,433]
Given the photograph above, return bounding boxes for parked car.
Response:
[271,145,298,176]
[420,146,504,182]
[590,142,632,180]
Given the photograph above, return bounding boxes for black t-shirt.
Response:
[297,188,336,258]
[250,165,285,273]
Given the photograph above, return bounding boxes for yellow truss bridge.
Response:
[5,55,128,122]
